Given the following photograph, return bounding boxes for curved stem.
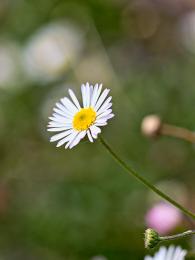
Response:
[100,136,195,220]
[160,230,195,241]
[161,124,195,143]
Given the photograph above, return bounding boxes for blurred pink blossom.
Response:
[145,202,182,235]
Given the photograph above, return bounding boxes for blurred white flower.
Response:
[47,82,114,149]
[0,41,24,88]
[91,256,107,260]
[75,51,116,86]
[179,11,195,54]
[23,21,85,82]
[144,245,187,260]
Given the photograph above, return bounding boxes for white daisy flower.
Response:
[47,83,114,149]
[23,21,84,82]
[144,245,187,260]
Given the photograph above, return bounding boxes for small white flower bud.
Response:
[144,228,160,249]
[141,115,162,137]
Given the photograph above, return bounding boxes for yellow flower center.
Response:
[73,108,96,131]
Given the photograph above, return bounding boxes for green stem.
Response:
[100,136,195,220]
[160,230,195,241]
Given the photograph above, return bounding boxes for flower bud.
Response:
[144,228,161,249]
[141,115,162,137]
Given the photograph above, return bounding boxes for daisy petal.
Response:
[56,102,74,116]
[48,121,71,128]
[90,83,98,106]
[144,257,153,260]
[173,247,182,260]
[52,113,71,121]
[85,82,90,108]
[48,122,66,128]
[49,116,65,124]
[90,125,101,139]
[81,84,87,107]
[68,89,81,109]
[94,88,110,111]
[97,113,115,122]
[97,109,112,119]
[91,84,102,107]
[95,121,107,126]
[47,126,72,132]
[56,130,75,147]
[53,108,66,117]
[144,245,187,260]
[65,131,79,149]
[50,129,73,142]
[89,84,94,105]
[96,99,112,115]
[52,110,72,121]
[56,102,67,112]
[61,97,78,113]
[166,245,174,260]
[87,130,93,142]
[69,130,86,149]
[95,114,114,126]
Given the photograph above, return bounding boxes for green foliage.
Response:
[0,0,194,259]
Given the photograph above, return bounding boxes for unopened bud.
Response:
[141,115,162,138]
[144,228,161,249]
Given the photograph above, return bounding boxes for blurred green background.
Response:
[1,0,195,259]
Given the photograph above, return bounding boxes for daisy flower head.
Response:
[144,245,187,260]
[47,83,114,149]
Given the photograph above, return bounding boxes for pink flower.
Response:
[145,202,182,235]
